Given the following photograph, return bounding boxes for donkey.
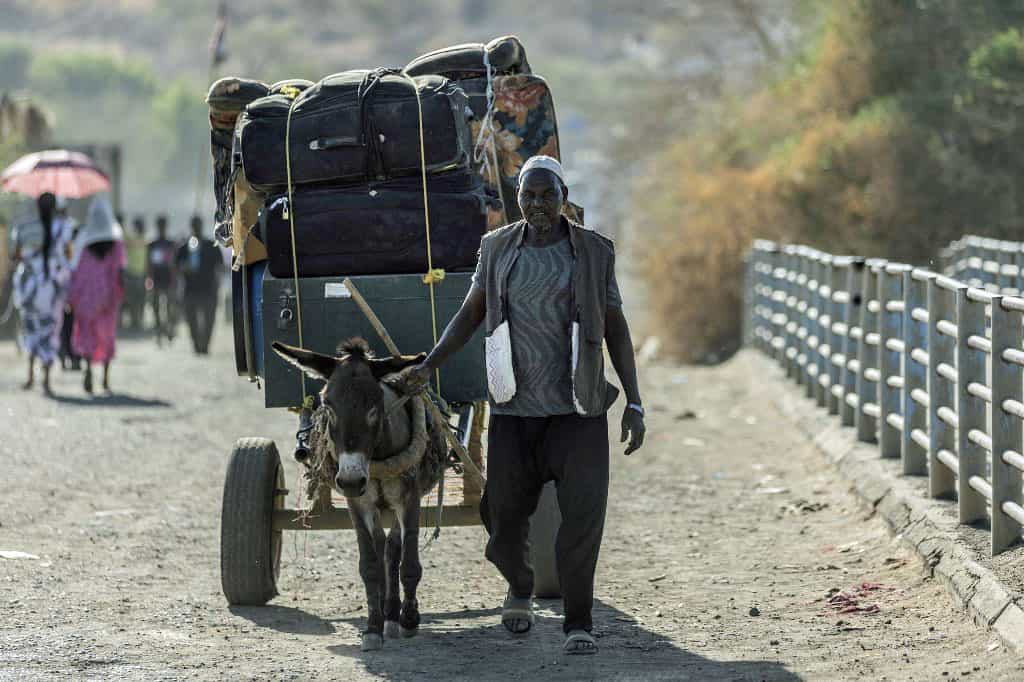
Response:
[272,338,442,651]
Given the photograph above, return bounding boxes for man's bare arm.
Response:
[606,304,645,455]
[605,305,641,405]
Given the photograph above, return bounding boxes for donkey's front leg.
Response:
[383,521,403,639]
[350,499,387,651]
[399,497,424,636]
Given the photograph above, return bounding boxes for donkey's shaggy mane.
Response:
[337,337,373,359]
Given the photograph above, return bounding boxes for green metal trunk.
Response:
[261,272,485,408]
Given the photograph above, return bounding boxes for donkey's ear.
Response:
[271,342,338,381]
[367,352,427,380]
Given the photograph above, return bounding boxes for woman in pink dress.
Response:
[69,197,125,393]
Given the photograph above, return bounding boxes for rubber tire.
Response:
[529,481,562,598]
[220,437,284,605]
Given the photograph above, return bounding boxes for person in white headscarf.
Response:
[68,196,126,393]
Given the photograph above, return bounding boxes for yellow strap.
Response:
[284,92,307,402]
[422,268,446,285]
[401,71,442,395]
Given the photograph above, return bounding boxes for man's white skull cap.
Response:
[519,155,565,185]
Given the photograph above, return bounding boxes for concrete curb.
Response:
[758,354,1024,655]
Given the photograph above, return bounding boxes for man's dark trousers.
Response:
[183,291,218,354]
[480,412,609,633]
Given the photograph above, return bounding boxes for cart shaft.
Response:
[273,503,481,531]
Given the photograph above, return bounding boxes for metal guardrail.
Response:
[746,237,1024,555]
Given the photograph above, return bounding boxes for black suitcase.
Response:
[403,36,531,79]
[261,170,487,278]
[239,69,473,192]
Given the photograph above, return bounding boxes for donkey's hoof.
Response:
[361,633,384,651]
[400,626,418,639]
[383,621,402,639]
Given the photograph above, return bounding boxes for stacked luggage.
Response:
[404,36,583,227]
[205,36,577,280]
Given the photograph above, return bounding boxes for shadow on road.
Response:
[49,392,172,408]
[326,598,801,681]
[229,604,337,636]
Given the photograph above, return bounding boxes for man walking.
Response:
[176,215,223,355]
[400,156,645,655]
[146,215,177,345]
[123,216,147,330]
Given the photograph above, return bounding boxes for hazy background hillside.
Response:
[0,0,805,238]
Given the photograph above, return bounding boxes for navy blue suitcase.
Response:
[261,171,488,279]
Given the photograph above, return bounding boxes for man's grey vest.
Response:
[478,219,620,416]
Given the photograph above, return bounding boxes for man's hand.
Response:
[395,363,433,395]
[621,408,645,456]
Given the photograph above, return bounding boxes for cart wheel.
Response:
[529,481,562,598]
[221,437,284,605]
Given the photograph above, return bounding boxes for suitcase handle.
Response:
[309,136,362,151]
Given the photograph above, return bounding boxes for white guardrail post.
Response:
[770,247,787,363]
[990,295,1024,554]
[965,237,982,287]
[902,269,931,475]
[814,254,833,407]
[927,275,958,500]
[840,258,866,427]
[774,248,790,365]
[956,286,988,524]
[855,260,883,443]
[827,258,849,416]
[996,243,1015,294]
[878,264,907,459]
[982,240,1000,291]
[804,249,823,400]
[783,245,799,380]
[1013,242,1024,297]
[795,247,812,390]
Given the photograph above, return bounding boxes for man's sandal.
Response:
[563,630,597,655]
[501,591,534,634]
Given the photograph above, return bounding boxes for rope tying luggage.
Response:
[400,71,442,395]
[283,88,309,404]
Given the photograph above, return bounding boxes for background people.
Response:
[56,196,81,370]
[146,214,177,345]
[11,192,73,394]
[68,197,126,394]
[176,214,223,355]
[123,215,148,331]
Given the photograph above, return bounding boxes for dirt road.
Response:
[1,333,1020,680]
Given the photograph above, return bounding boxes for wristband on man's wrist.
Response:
[627,403,644,417]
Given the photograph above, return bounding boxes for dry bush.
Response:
[638,0,1024,363]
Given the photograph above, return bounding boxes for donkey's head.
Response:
[272,338,424,497]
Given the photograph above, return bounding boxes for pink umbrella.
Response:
[1,149,111,198]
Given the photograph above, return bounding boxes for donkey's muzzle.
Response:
[337,475,367,498]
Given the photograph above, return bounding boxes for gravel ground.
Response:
[1,330,1021,680]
